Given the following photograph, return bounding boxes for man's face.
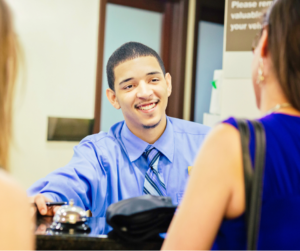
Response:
[106,56,172,130]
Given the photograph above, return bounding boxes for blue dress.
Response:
[213,113,300,250]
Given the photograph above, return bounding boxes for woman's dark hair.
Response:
[265,0,300,110]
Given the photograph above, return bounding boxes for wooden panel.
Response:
[108,0,165,13]
[190,0,202,121]
[199,0,225,10]
[200,6,225,24]
[93,0,107,134]
[165,0,189,119]
[160,2,173,72]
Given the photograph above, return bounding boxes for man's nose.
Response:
[136,81,153,99]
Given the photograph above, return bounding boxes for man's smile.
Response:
[135,100,160,113]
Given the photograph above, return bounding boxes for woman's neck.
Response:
[259,80,300,116]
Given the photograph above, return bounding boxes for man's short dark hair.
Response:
[106,42,166,91]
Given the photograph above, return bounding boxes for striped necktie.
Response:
[143,147,167,196]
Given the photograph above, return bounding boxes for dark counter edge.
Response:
[36,234,163,250]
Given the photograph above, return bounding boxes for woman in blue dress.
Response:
[162,0,300,249]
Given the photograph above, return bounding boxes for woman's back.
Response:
[0,170,34,249]
[216,113,300,250]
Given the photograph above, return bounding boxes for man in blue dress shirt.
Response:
[29,42,210,217]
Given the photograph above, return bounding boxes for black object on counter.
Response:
[106,195,176,242]
[45,201,67,206]
[36,216,163,250]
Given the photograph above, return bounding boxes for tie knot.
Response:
[144,147,160,166]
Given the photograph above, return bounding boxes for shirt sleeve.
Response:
[27,139,107,214]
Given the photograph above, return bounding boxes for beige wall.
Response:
[8,0,100,188]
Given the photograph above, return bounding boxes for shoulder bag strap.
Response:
[235,119,266,250]
[235,119,253,224]
[247,120,266,250]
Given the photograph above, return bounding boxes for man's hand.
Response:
[30,194,60,216]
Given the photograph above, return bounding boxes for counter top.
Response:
[35,216,164,250]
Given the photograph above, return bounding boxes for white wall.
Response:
[8,0,100,188]
[100,4,162,132]
[220,1,260,119]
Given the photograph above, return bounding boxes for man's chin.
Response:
[142,118,162,129]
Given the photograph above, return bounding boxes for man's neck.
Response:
[126,115,167,144]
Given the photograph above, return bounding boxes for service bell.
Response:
[53,199,87,224]
[49,199,90,234]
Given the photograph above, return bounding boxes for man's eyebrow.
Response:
[119,71,162,85]
[119,77,133,86]
[146,71,162,76]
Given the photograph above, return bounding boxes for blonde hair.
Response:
[0,0,19,170]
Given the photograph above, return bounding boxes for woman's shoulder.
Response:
[222,117,238,128]
[0,169,27,198]
[0,169,30,221]
[0,169,30,220]
[0,169,34,250]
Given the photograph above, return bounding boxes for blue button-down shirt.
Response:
[28,117,210,217]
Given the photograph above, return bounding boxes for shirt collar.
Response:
[152,117,174,163]
[121,116,174,163]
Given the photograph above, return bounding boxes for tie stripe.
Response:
[143,147,167,197]
[145,173,164,196]
[145,148,154,158]
[151,168,166,189]
[149,152,160,167]
[143,178,162,195]
[143,187,150,194]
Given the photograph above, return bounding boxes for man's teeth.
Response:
[139,103,156,110]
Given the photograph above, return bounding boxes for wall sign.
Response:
[47,117,94,141]
[226,0,273,51]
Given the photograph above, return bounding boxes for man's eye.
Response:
[124,85,133,90]
[151,78,159,82]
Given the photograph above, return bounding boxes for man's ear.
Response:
[165,73,172,97]
[106,88,121,109]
